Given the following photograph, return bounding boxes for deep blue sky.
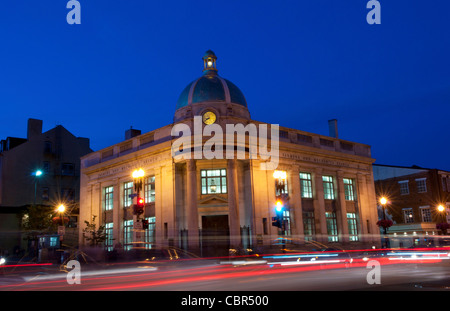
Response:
[1,1,449,170]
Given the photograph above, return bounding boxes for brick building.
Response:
[373,164,450,247]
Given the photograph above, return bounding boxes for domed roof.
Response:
[176,51,247,110]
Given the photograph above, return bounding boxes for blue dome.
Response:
[176,51,247,110]
[176,75,248,110]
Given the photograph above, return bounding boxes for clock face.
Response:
[202,111,217,125]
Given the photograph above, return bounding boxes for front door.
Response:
[201,215,230,257]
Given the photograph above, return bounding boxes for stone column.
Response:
[289,167,304,240]
[364,173,381,245]
[336,171,349,243]
[186,159,199,251]
[112,178,122,248]
[227,159,240,248]
[313,169,327,243]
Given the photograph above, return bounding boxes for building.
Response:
[373,164,450,247]
[0,118,92,256]
[79,51,380,257]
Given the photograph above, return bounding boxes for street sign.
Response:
[134,221,143,230]
[128,193,137,199]
[58,226,65,236]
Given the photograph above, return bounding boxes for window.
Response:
[326,212,338,242]
[299,173,313,198]
[420,207,432,222]
[416,178,427,193]
[282,210,291,236]
[61,188,75,202]
[42,187,49,201]
[123,220,133,250]
[303,212,315,241]
[274,170,288,195]
[322,176,335,200]
[61,163,74,176]
[403,208,414,223]
[103,186,114,211]
[144,176,155,203]
[123,182,133,208]
[144,217,156,249]
[343,178,356,201]
[399,181,409,195]
[49,237,58,247]
[105,223,113,251]
[347,213,359,241]
[44,141,52,153]
[201,169,227,194]
[43,161,50,174]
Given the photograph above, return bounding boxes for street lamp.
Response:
[132,168,145,193]
[379,196,390,248]
[34,170,43,206]
[57,204,65,226]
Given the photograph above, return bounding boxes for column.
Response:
[365,173,381,245]
[112,178,121,248]
[186,159,199,251]
[289,167,304,240]
[313,168,327,244]
[336,171,349,243]
[227,159,240,248]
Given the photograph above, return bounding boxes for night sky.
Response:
[1,1,449,170]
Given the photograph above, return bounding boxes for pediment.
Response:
[198,195,228,205]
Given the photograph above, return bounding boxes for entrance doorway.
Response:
[201,215,229,257]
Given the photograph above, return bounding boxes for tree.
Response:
[21,205,57,240]
[82,215,107,247]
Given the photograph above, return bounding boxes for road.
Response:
[1,249,449,292]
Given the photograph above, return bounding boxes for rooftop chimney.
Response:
[125,127,141,140]
[328,119,338,138]
[27,118,43,140]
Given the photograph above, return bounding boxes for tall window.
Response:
[104,186,114,211]
[201,169,227,194]
[123,182,133,208]
[322,176,335,200]
[282,210,291,236]
[61,163,75,176]
[416,178,427,193]
[399,181,409,195]
[326,212,338,242]
[347,213,359,241]
[123,220,133,250]
[303,212,315,241]
[300,173,313,198]
[105,223,113,251]
[403,208,414,223]
[343,178,356,201]
[144,217,156,249]
[420,207,432,222]
[144,176,155,203]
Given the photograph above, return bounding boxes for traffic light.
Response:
[272,199,284,228]
[133,197,145,215]
[143,219,149,230]
[272,216,281,228]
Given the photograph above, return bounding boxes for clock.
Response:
[202,111,217,125]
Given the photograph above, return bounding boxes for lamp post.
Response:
[132,169,145,249]
[34,170,43,206]
[437,204,448,235]
[273,170,288,252]
[379,197,390,248]
[57,204,65,226]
